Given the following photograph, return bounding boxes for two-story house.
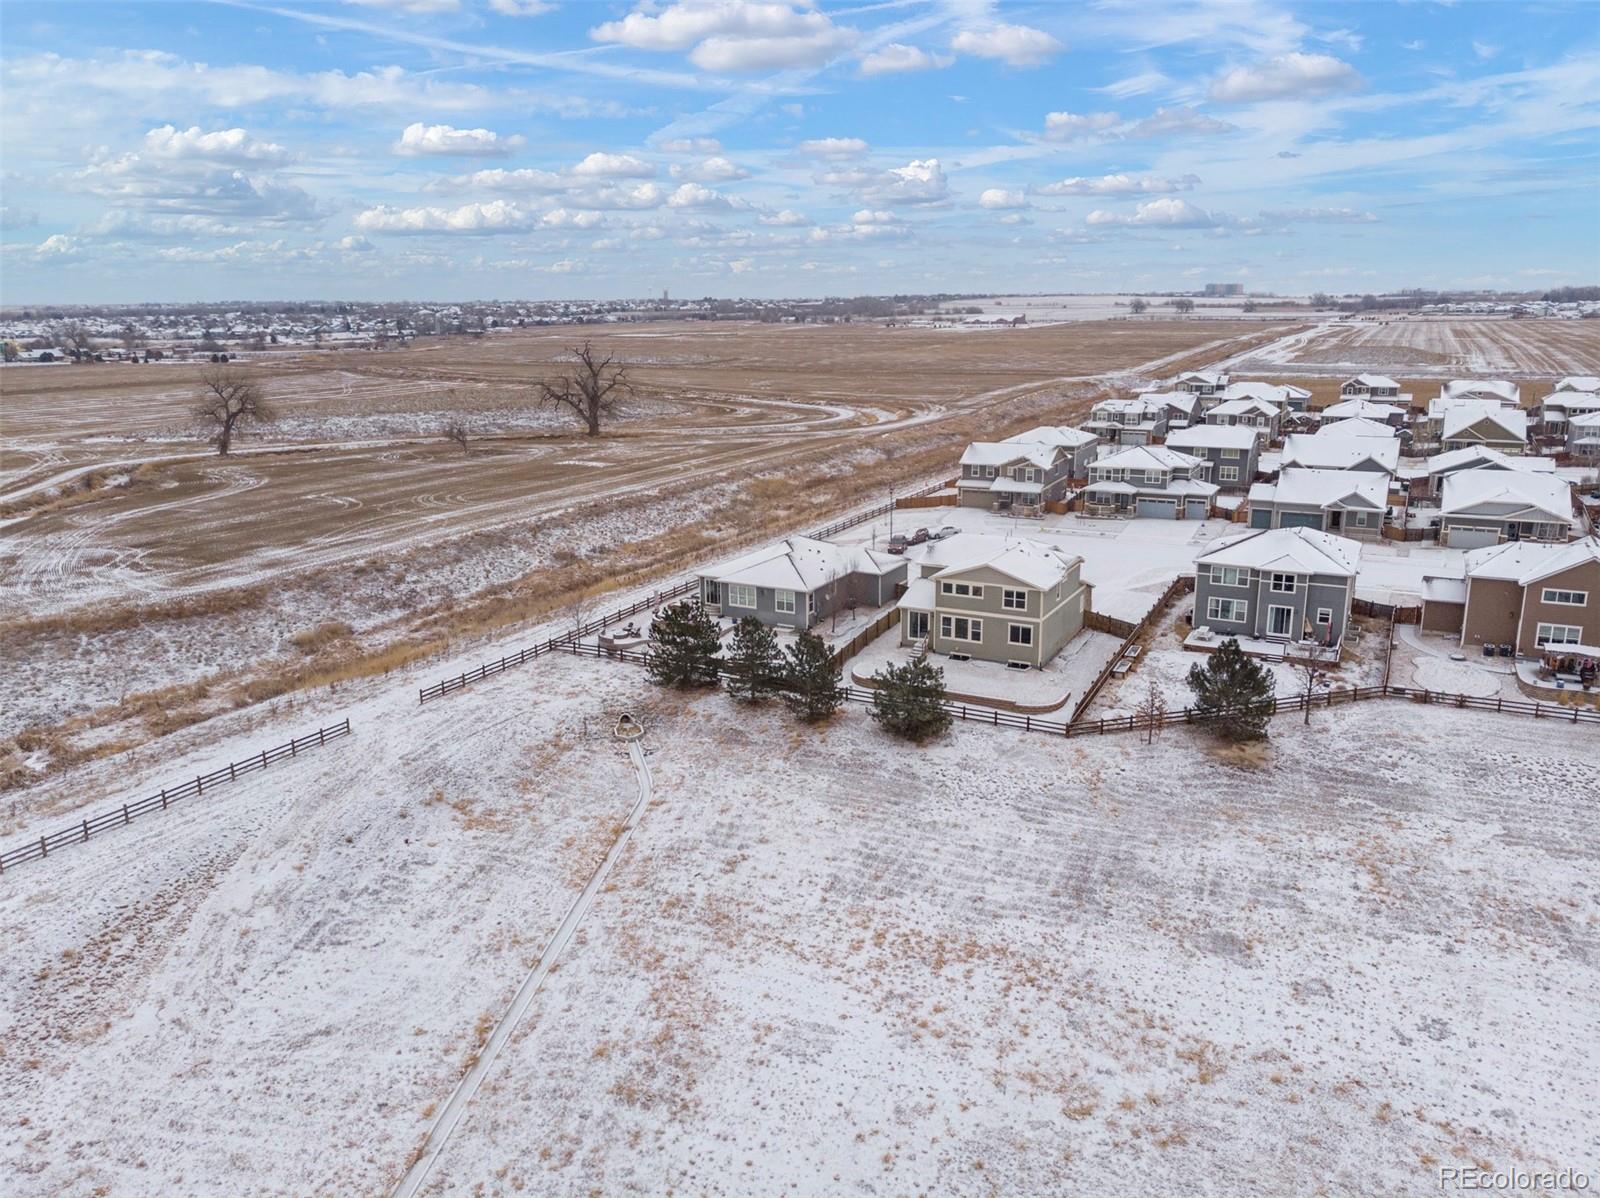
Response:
[1568,411,1600,460]
[1137,391,1200,429]
[1440,403,1528,454]
[1170,370,1230,400]
[1319,397,1408,428]
[1439,378,1521,407]
[1216,380,1313,413]
[1339,373,1405,400]
[1246,468,1389,539]
[1192,526,1362,650]
[1205,396,1282,445]
[1081,397,1169,446]
[956,426,1098,510]
[1420,537,1599,656]
[1164,424,1259,491]
[698,536,908,630]
[897,541,1089,669]
[1280,425,1401,476]
[1536,388,1600,437]
[1416,445,1559,499]
[1083,445,1217,519]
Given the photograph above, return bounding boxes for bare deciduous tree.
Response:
[196,366,272,456]
[1137,675,1167,745]
[443,421,471,455]
[50,321,95,357]
[535,340,631,436]
[1128,297,1148,315]
[1173,298,1197,314]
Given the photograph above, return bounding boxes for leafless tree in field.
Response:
[1128,297,1148,315]
[51,321,95,357]
[1137,675,1167,745]
[443,421,471,455]
[196,365,272,456]
[1173,298,1196,314]
[535,340,631,436]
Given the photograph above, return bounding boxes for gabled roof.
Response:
[1004,424,1099,450]
[1544,391,1600,414]
[701,535,901,592]
[1441,378,1519,404]
[1321,398,1405,422]
[1281,433,1400,473]
[1207,397,1278,419]
[1198,526,1362,577]
[1091,397,1165,415]
[1313,416,1399,440]
[1464,537,1599,584]
[1174,369,1228,385]
[1342,373,1399,390]
[1252,466,1387,510]
[1426,445,1556,477]
[933,540,1080,590]
[1217,381,1292,405]
[1165,424,1258,451]
[1441,404,1527,443]
[1135,390,1199,412]
[1555,375,1600,393]
[1090,444,1205,471]
[1440,469,1571,521]
[1570,410,1600,430]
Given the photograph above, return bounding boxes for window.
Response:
[971,586,984,599]
[1543,588,1588,606]
[1219,466,1240,483]
[941,581,981,597]
[1270,572,1297,593]
[1352,511,1369,526]
[1316,608,1333,626]
[1536,623,1582,646]
[1221,448,1241,459]
[1207,597,1248,622]
[704,580,721,605]
[984,466,997,478]
[940,615,982,642]
[774,590,795,614]
[1002,589,1027,610]
[1210,565,1244,586]
[1008,624,1033,646]
[726,584,755,609]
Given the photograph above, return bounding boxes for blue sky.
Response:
[1,0,1597,302]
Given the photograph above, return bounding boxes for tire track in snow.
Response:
[391,736,656,1198]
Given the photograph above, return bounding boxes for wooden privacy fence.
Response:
[417,477,950,704]
[829,609,898,671]
[0,719,353,874]
[1070,575,1194,723]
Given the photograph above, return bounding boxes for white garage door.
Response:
[1446,524,1501,550]
[1136,497,1178,519]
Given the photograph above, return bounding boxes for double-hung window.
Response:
[1536,623,1582,646]
[940,615,982,642]
[1002,589,1028,611]
[1542,588,1588,606]
[1008,624,1033,646]
[1211,565,1243,587]
[774,590,796,614]
[941,581,982,598]
[1207,597,1248,622]
[1218,466,1240,483]
[725,584,756,609]
[1270,572,1297,593]
[1315,608,1333,626]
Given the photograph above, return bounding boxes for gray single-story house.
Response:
[1246,467,1389,540]
[698,535,907,630]
[1193,526,1362,649]
[1438,470,1573,549]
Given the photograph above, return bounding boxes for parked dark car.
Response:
[886,534,910,554]
[910,527,930,545]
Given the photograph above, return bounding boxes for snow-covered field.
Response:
[3,648,1597,1196]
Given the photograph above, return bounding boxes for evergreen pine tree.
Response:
[1185,638,1275,741]
[646,599,723,688]
[781,631,845,722]
[869,657,952,742]
[726,616,782,703]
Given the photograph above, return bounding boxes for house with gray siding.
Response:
[1280,423,1400,475]
[698,536,907,630]
[1416,445,1558,499]
[1438,470,1573,549]
[1537,389,1600,436]
[1319,397,1407,428]
[1246,468,1389,540]
[1083,445,1217,518]
[1170,370,1230,399]
[1164,424,1259,491]
[1138,391,1200,429]
[897,541,1088,668]
[1217,380,1313,413]
[1081,397,1169,446]
[1205,396,1281,445]
[1568,411,1600,460]
[1192,527,1362,650]
[1339,374,1406,400]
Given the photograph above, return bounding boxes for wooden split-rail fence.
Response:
[0,719,353,875]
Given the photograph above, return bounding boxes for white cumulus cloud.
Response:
[1086,198,1221,228]
[143,125,292,165]
[395,122,524,157]
[799,136,868,157]
[571,152,656,178]
[760,209,811,226]
[977,188,1029,210]
[1036,173,1201,197]
[354,200,537,233]
[670,156,749,182]
[1042,111,1121,141]
[1208,52,1362,102]
[951,24,1061,68]
[591,1,856,72]
[858,43,953,76]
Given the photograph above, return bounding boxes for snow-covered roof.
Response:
[1463,537,1599,585]
[1441,404,1527,443]
[1571,411,1600,430]
[1207,397,1278,419]
[1084,480,1139,495]
[1280,433,1400,473]
[1321,398,1405,422]
[1543,392,1600,414]
[1091,397,1164,416]
[960,441,1056,469]
[700,535,901,592]
[1174,370,1228,385]
[1425,446,1556,477]
[1421,576,1467,605]
[990,476,1043,494]
[1313,416,1399,440]
[1343,374,1399,390]
[1004,425,1098,450]
[1217,381,1292,405]
[1441,379,1519,404]
[1254,467,1387,509]
[933,540,1080,590]
[897,576,936,612]
[1135,390,1198,413]
[1165,424,1258,451]
[1441,469,1571,520]
[1555,376,1600,393]
[1091,444,1204,472]
[1198,526,1361,577]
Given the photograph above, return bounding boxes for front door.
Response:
[1327,509,1343,531]
[1267,604,1295,639]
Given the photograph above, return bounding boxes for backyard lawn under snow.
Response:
[2,646,1596,1197]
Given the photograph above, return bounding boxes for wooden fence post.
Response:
[161,789,168,809]
[196,775,203,794]
[82,820,89,842]
[122,805,130,824]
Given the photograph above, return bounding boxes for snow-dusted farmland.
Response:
[3,649,1596,1196]
[1226,316,1600,378]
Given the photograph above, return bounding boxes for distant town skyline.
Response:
[2,0,1597,303]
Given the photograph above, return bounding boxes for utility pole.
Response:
[888,485,895,538]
